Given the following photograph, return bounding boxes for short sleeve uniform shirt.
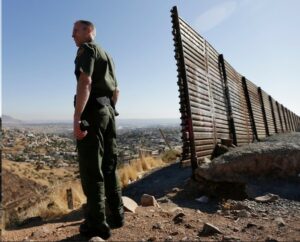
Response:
[75,41,118,97]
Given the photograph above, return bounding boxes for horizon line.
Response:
[2,117,181,123]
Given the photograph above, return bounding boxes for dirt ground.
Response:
[2,162,300,242]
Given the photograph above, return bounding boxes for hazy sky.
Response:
[2,0,300,121]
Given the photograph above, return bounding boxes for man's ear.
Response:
[87,26,93,34]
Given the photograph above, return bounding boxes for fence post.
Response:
[66,188,73,210]
[292,112,296,131]
[285,107,290,131]
[281,105,288,131]
[159,128,173,150]
[0,207,5,236]
[285,109,290,131]
[292,113,297,131]
[286,109,293,131]
[171,6,197,170]
[290,111,296,132]
[218,54,237,146]
[276,102,284,132]
[258,87,269,136]
[242,77,258,141]
[290,111,295,131]
[269,96,278,133]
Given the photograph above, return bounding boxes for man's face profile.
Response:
[72,22,90,47]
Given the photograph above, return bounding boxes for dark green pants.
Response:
[77,105,123,226]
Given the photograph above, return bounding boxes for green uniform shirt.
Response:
[75,41,118,97]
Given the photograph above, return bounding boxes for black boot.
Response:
[79,220,111,239]
[107,212,124,229]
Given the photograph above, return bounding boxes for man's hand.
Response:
[73,116,87,140]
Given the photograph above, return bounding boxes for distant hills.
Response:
[116,118,180,129]
[2,115,180,128]
[2,115,24,124]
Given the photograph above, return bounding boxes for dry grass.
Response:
[20,156,164,222]
[130,159,143,173]
[3,159,78,188]
[161,149,181,163]
[118,156,165,188]
[13,181,85,225]
[118,165,130,187]
[3,154,166,227]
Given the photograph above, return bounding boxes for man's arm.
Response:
[73,72,92,140]
[112,88,119,106]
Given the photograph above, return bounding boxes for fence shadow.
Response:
[123,161,219,213]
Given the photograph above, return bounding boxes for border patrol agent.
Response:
[72,20,124,239]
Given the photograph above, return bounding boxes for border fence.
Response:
[170,6,300,170]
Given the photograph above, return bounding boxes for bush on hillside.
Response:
[161,149,181,163]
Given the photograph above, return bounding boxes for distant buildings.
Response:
[2,126,182,167]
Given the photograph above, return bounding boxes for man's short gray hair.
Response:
[75,20,96,39]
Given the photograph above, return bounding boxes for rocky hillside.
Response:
[2,132,300,241]
[2,162,300,241]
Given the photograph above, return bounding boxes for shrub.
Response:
[161,149,181,163]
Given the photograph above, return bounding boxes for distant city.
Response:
[2,114,180,129]
[2,115,182,166]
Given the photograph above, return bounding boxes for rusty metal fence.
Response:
[171,6,300,169]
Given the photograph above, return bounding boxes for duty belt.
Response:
[73,95,110,108]
[74,95,119,116]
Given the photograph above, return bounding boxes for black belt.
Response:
[73,95,111,108]
[74,95,119,116]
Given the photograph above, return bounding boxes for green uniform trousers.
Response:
[77,104,123,226]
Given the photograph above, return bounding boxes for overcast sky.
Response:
[2,0,300,121]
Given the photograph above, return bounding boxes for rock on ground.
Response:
[89,237,104,242]
[199,222,222,236]
[122,196,138,213]
[194,133,300,199]
[141,194,160,207]
[255,193,279,203]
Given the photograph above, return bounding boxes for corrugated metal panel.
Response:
[269,96,278,133]
[225,62,253,145]
[286,109,294,131]
[261,90,276,135]
[290,112,295,131]
[275,101,284,132]
[280,104,289,131]
[206,42,231,143]
[179,16,229,161]
[171,7,196,167]
[292,112,296,131]
[171,6,300,168]
[291,112,297,131]
[245,79,266,139]
[285,107,290,131]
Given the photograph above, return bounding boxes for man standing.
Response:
[72,20,124,239]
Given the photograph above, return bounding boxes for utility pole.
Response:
[159,128,173,151]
